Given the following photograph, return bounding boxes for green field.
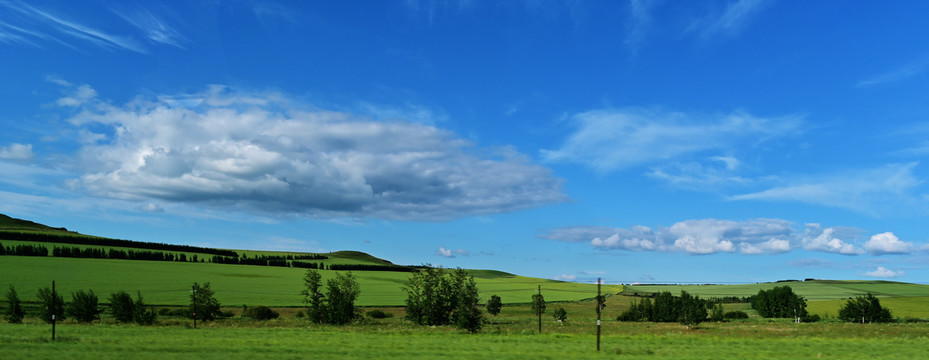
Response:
[3,320,929,360]
[0,256,620,307]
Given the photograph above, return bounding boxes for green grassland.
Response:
[0,256,621,307]
[3,319,929,360]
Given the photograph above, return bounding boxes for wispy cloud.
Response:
[857,57,929,87]
[541,108,803,172]
[112,7,186,49]
[688,0,770,40]
[624,0,660,52]
[0,0,147,53]
[730,163,923,215]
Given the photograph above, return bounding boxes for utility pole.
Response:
[537,285,542,334]
[192,285,197,329]
[51,281,56,341]
[596,278,601,352]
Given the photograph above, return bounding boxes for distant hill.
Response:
[0,213,76,234]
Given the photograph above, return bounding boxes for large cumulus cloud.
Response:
[63,85,566,221]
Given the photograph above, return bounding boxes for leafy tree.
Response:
[108,291,135,323]
[325,272,361,325]
[67,289,101,323]
[301,269,326,324]
[678,291,707,327]
[838,293,893,323]
[652,291,677,322]
[404,267,467,326]
[133,291,157,325]
[190,282,222,321]
[485,295,502,317]
[454,274,482,333]
[37,286,65,324]
[531,288,545,333]
[750,286,808,319]
[553,307,567,323]
[4,285,24,324]
[710,303,725,322]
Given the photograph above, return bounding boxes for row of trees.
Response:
[0,231,238,256]
[4,285,156,325]
[2,282,228,325]
[617,291,708,326]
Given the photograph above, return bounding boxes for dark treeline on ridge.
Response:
[0,230,237,257]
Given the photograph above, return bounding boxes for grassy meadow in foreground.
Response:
[3,319,929,360]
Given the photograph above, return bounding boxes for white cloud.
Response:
[56,84,97,107]
[0,143,34,162]
[740,238,790,255]
[865,266,904,278]
[59,84,566,221]
[799,224,863,255]
[436,246,453,258]
[864,232,913,255]
[552,274,577,282]
[544,218,795,255]
[731,163,922,215]
[139,202,164,213]
[541,108,802,172]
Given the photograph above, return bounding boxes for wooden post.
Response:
[192,285,197,329]
[537,285,542,334]
[596,278,601,351]
[51,281,56,341]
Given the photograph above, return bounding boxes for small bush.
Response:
[157,308,172,316]
[67,289,101,323]
[243,305,279,320]
[724,311,749,320]
[367,309,393,319]
[295,310,305,318]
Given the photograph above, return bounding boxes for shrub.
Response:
[553,307,567,323]
[133,291,157,325]
[838,293,893,323]
[4,285,24,324]
[37,286,65,324]
[724,311,749,320]
[244,305,279,320]
[367,309,393,319]
[486,295,502,317]
[108,291,135,323]
[67,289,101,323]
[157,308,172,316]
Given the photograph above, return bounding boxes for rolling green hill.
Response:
[0,214,620,306]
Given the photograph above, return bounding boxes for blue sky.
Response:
[3,0,929,284]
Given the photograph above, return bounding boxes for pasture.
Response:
[0,256,620,306]
[3,319,929,360]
